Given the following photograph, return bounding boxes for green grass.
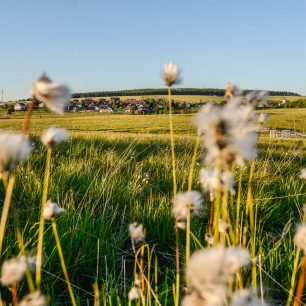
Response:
[0,109,305,305]
[1,108,306,134]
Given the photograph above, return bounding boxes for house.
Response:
[99,107,114,113]
[76,101,83,108]
[81,98,94,106]
[110,97,120,104]
[98,98,107,103]
[14,102,27,111]
[124,99,143,105]
[65,101,75,111]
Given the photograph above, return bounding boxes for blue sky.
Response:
[1,0,306,100]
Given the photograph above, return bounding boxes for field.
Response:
[0,108,305,305]
[1,108,306,134]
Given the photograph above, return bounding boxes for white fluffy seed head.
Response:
[199,168,235,197]
[231,289,269,306]
[17,291,47,306]
[205,233,215,245]
[1,257,27,286]
[43,200,65,220]
[299,169,306,180]
[222,247,251,276]
[199,168,219,195]
[129,223,145,243]
[294,223,306,253]
[41,127,69,148]
[182,293,204,306]
[218,219,229,233]
[224,83,239,100]
[182,290,227,306]
[258,113,269,124]
[186,246,250,293]
[31,74,70,114]
[194,94,258,167]
[176,221,187,229]
[172,191,203,224]
[128,286,141,301]
[0,133,32,175]
[163,62,182,87]
[183,285,227,306]
[245,90,269,108]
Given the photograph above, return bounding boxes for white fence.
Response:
[269,129,305,139]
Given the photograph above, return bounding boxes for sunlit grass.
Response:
[0,109,305,304]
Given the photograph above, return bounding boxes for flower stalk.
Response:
[294,255,306,306]
[0,174,16,255]
[36,146,52,286]
[21,100,34,135]
[175,226,180,306]
[167,86,177,196]
[12,285,18,306]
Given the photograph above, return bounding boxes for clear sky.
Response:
[1,0,306,100]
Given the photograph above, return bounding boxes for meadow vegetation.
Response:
[0,70,305,306]
[0,108,305,134]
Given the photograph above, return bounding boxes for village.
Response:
[5,95,294,115]
[11,97,204,114]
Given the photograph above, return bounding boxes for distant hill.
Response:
[72,88,300,98]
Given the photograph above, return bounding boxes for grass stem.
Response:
[287,248,301,306]
[52,219,77,306]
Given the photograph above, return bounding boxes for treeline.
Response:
[72,88,300,98]
[283,99,306,108]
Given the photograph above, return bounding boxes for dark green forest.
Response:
[72,88,300,98]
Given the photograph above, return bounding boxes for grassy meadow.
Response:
[1,108,306,134]
[0,108,305,305]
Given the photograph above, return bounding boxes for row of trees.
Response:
[72,88,300,98]
[283,99,306,108]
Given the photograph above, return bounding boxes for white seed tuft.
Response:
[1,257,27,286]
[172,191,203,227]
[31,74,70,114]
[231,289,269,306]
[163,62,182,87]
[294,223,306,253]
[299,168,306,180]
[17,291,47,306]
[0,133,32,175]
[258,113,269,124]
[199,168,235,199]
[129,223,145,243]
[43,200,65,220]
[128,286,141,301]
[186,246,250,294]
[194,92,260,167]
[41,127,69,148]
